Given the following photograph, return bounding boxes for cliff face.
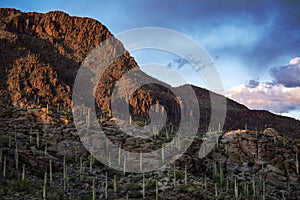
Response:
[0,8,300,138]
[0,8,138,112]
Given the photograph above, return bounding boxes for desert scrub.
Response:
[125,182,141,191]
[130,173,144,182]
[146,178,157,188]
[0,135,10,148]
[102,165,120,177]
[276,163,284,171]
[8,178,34,192]
[174,168,185,180]
[0,110,13,118]
[44,187,64,200]
[128,190,143,198]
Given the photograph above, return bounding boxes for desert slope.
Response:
[0,8,299,199]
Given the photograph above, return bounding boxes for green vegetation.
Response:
[0,120,299,199]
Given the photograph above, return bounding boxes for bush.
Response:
[135,120,145,127]
[0,135,9,147]
[0,110,13,118]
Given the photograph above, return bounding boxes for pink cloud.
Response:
[290,57,300,65]
[227,57,300,114]
[227,84,300,113]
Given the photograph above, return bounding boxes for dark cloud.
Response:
[129,0,300,74]
[167,58,188,70]
[214,55,220,60]
[265,82,275,88]
[270,59,300,87]
[245,79,260,88]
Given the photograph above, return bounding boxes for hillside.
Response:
[0,8,299,199]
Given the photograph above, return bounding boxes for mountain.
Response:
[0,8,299,199]
[1,8,300,138]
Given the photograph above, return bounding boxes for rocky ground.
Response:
[0,106,299,200]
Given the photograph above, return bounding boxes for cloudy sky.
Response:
[1,0,300,119]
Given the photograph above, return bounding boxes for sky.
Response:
[1,0,300,119]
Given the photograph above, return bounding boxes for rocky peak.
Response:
[0,8,139,113]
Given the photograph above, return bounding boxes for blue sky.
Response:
[1,0,300,119]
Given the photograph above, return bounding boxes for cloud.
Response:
[245,79,260,88]
[227,83,300,113]
[227,57,300,114]
[167,58,188,70]
[135,0,300,71]
[290,57,300,65]
[270,57,300,87]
